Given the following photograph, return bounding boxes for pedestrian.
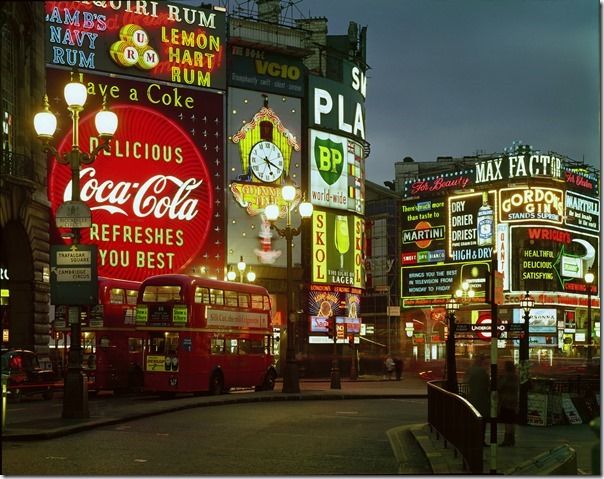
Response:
[394,357,403,380]
[465,354,490,445]
[384,355,395,380]
[498,360,519,446]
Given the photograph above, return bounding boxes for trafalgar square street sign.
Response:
[50,244,98,306]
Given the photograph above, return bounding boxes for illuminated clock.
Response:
[249,141,284,183]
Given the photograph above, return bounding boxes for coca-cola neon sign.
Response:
[48,102,215,282]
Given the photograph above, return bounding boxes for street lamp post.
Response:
[34,71,118,419]
[445,295,459,393]
[585,271,595,364]
[237,256,247,283]
[265,187,313,394]
[227,257,255,283]
[519,291,534,425]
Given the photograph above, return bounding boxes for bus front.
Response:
[136,281,188,396]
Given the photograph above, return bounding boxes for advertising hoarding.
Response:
[474,154,563,184]
[45,1,226,90]
[47,69,224,281]
[510,226,599,294]
[498,187,564,224]
[312,210,364,288]
[308,287,360,334]
[228,45,304,97]
[226,88,302,268]
[512,308,557,333]
[308,60,366,143]
[447,191,496,262]
[403,170,473,198]
[308,129,364,214]
[401,261,491,307]
[401,198,446,265]
[564,191,600,232]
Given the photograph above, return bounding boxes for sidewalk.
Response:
[3,376,597,474]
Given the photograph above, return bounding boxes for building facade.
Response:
[397,145,600,368]
[1,2,51,354]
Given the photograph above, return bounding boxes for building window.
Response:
[371,218,389,287]
[1,22,16,153]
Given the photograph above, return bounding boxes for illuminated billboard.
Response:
[498,187,564,224]
[308,130,364,214]
[564,190,599,232]
[447,191,497,262]
[45,1,226,90]
[47,69,224,281]
[474,154,563,184]
[228,45,304,97]
[308,288,361,334]
[401,261,491,307]
[510,225,599,294]
[226,88,302,268]
[308,60,366,143]
[312,210,364,288]
[401,198,446,265]
[403,170,473,198]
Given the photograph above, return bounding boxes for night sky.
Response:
[292,0,600,184]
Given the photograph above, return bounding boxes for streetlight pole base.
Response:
[281,359,300,393]
[62,369,89,418]
[330,361,341,389]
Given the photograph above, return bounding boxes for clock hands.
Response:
[263,156,281,171]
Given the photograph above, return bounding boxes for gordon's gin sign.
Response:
[47,70,224,281]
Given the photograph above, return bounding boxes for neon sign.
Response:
[474,154,562,183]
[499,187,564,224]
[45,1,226,90]
[47,70,224,282]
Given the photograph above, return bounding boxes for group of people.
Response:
[466,355,519,447]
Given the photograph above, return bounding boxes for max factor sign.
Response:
[475,154,562,184]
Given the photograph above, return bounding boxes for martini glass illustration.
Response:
[334,215,350,269]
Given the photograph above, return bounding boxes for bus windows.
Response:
[225,290,238,307]
[143,285,182,303]
[128,337,143,353]
[210,288,224,305]
[238,293,250,308]
[227,339,238,354]
[109,288,125,304]
[211,338,225,354]
[126,289,138,305]
[148,332,179,354]
[239,338,264,355]
[195,287,210,304]
[251,294,270,310]
[82,332,96,369]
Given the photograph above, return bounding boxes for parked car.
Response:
[1,349,59,401]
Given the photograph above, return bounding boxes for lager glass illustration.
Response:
[334,214,350,268]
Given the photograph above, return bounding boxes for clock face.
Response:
[249,141,284,183]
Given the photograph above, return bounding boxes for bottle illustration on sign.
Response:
[477,192,494,246]
[334,215,350,268]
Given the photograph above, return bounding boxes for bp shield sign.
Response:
[50,244,98,305]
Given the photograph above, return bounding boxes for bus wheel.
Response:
[209,372,224,396]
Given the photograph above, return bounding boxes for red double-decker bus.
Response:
[52,277,143,392]
[135,274,277,397]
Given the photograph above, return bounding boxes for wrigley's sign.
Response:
[475,154,563,184]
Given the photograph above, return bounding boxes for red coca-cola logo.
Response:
[48,104,213,281]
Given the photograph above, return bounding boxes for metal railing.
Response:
[427,380,484,474]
